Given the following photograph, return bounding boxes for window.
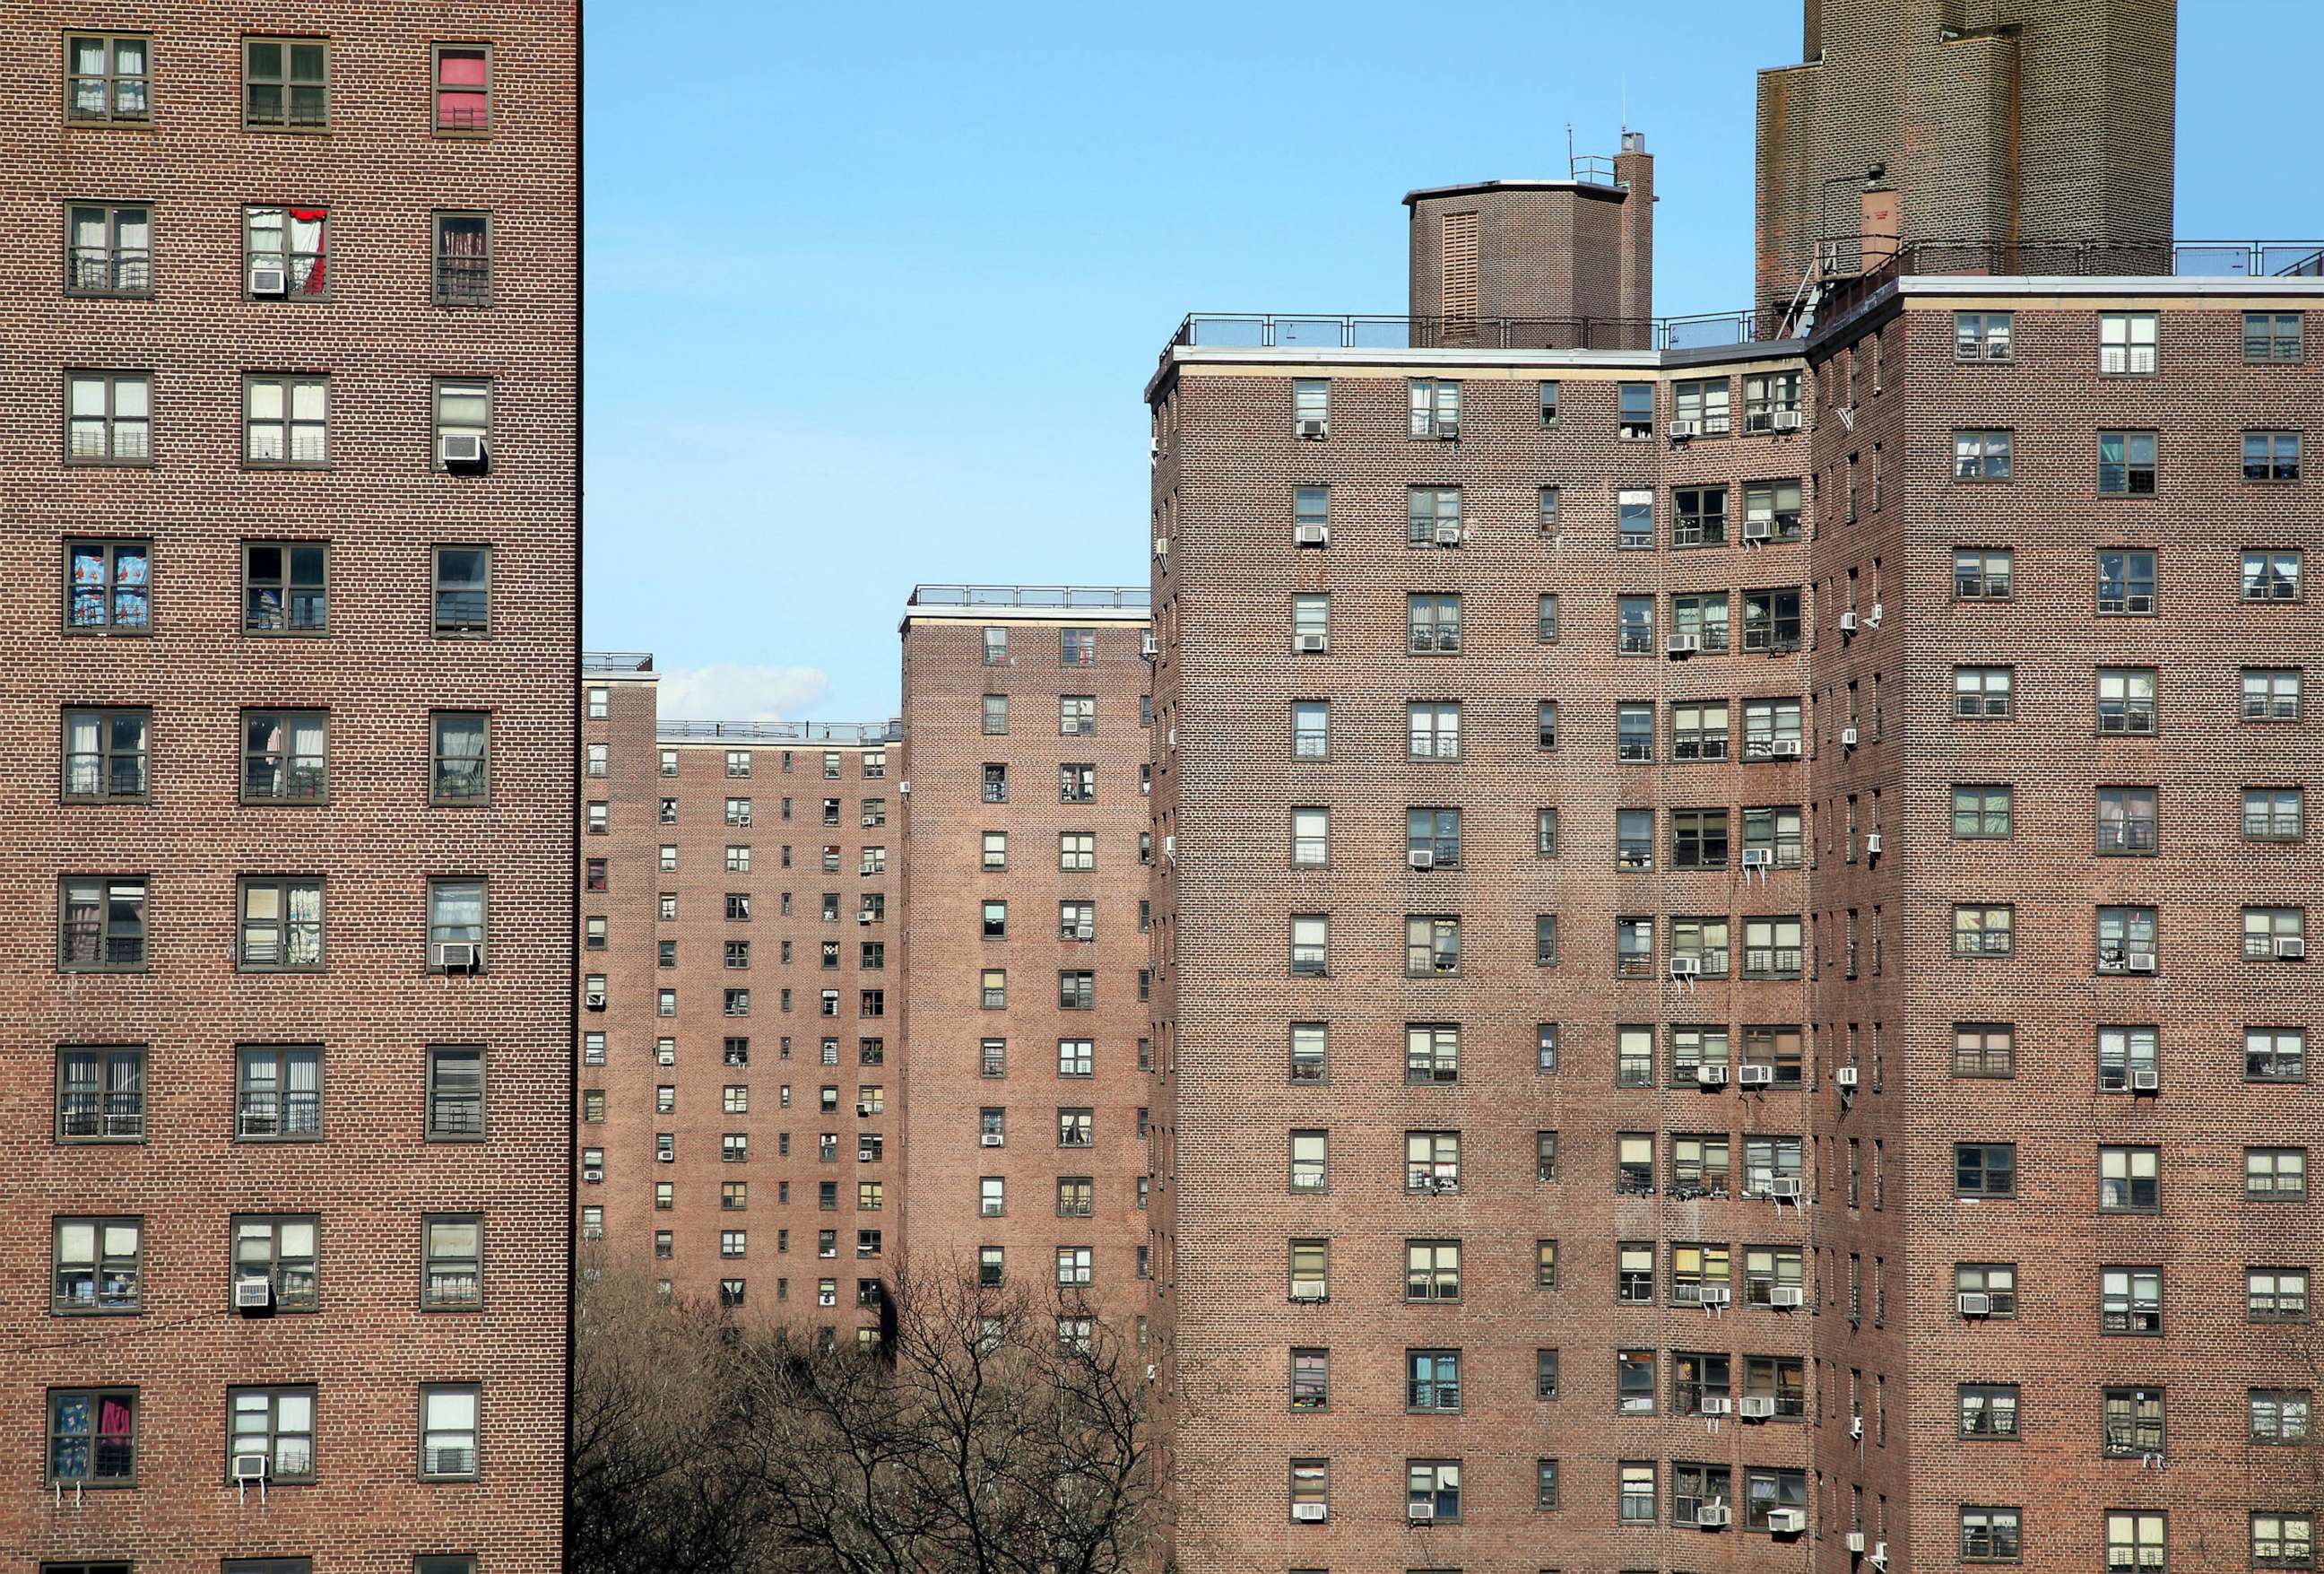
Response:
[420,1386,479,1479]
[1616,1458,1657,1521]
[244,204,327,299]
[1408,378,1460,439]
[65,203,152,298]
[52,1218,141,1314]
[434,211,490,307]
[234,878,323,972]
[59,708,148,804]
[1293,484,1330,542]
[1059,832,1095,871]
[236,1044,321,1139]
[65,371,150,464]
[48,1389,135,1486]
[1407,702,1458,760]
[1407,592,1461,654]
[2255,1515,2315,1569]
[56,1046,143,1144]
[2247,787,2305,841]
[1059,695,1096,735]
[1955,310,2014,361]
[420,1214,482,1311]
[60,877,145,970]
[1538,487,1562,535]
[2249,1028,2309,1083]
[427,879,486,972]
[1957,1262,2017,1317]
[1948,785,2012,839]
[1292,377,1330,435]
[1963,1506,2023,1563]
[2249,311,2305,361]
[1743,369,1801,428]
[2252,1267,2311,1322]
[1058,970,1094,1009]
[2250,1147,2310,1199]
[2095,668,2156,735]
[2098,432,2157,495]
[1288,807,1330,868]
[245,375,329,466]
[421,711,494,806]
[1404,1239,1459,1301]
[1057,1178,1093,1217]
[2094,1027,2156,1093]
[2102,1266,2162,1334]
[1955,1143,2016,1197]
[1288,1022,1326,1083]
[2103,1387,2165,1458]
[2246,668,2303,722]
[1288,1458,1329,1519]
[433,381,491,472]
[981,695,1008,735]
[1617,488,1653,550]
[2107,1512,2165,1570]
[244,36,329,127]
[66,31,151,123]
[65,539,150,633]
[1954,430,2012,480]
[2248,430,2303,483]
[2244,551,2305,605]
[1293,700,1331,758]
[1408,1350,1461,1413]
[1404,916,1460,978]
[1536,1239,1559,1287]
[2247,907,2307,960]
[1952,547,2014,600]
[426,1045,484,1140]
[2100,311,2158,374]
[1618,381,1653,439]
[1407,486,1463,549]
[1673,378,1730,436]
[433,42,490,131]
[1406,1459,1461,1521]
[234,1215,319,1311]
[2254,1388,2312,1443]
[2096,787,2157,854]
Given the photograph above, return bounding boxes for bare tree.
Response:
[567,1264,777,1574]
[736,1263,1171,1574]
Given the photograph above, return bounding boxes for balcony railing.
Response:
[1166,309,1762,362]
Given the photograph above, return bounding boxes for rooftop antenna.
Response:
[1565,121,1574,179]
[1620,75,1628,135]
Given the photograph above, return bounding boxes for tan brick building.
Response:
[578,661,901,1345]
[1,7,577,1572]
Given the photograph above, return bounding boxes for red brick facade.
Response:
[1,7,577,1572]
[577,668,900,1344]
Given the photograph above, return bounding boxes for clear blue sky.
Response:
[585,0,2324,723]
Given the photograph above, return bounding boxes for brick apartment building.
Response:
[898,587,1156,1335]
[2,8,577,1574]
[1146,19,2324,1572]
[577,660,902,1344]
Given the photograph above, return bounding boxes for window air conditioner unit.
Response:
[1834,1065,1859,1089]
[1288,1284,1326,1302]
[1772,409,1805,430]
[1434,420,1459,441]
[1141,633,1158,657]
[1433,523,1463,546]
[1866,602,1883,627]
[1296,418,1329,440]
[2278,936,2307,959]
[1291,1502,1328,1522]
[1407,849,1435,870]
[1737,1064,1775,1087]
[249,265,288,296]
[1865,831,1882,855]
[1699,1395,1734,1415]
[231,1452,271,1483]
[434,941,480,973]
[438,432,486,466]
[1695,1063,1730,1087]
[584,1161,604,1179]
[1850,1414,1864,1439]
[1144,1363,1158,1381]
[1841,726,1859,747]
[1739,848,1773,868]
[1406,1502,1435,1522]
[1838,609,1860,633]
[1768,1176,1803,1199]
[1295,524,1329,547]
[1742,517,1773,541]
[1697,1285,1731,1308]
[1769,1285,1805,1308]
[1770,738,1802,758]
[1697,1501,1732,1528]
[856,1102,872,1117]
[1957,1291,1992,1317]
[1667,633,1699,656]
[1870,1544,1890,1570]
[1768,1509,1807,1535]
[655,1149,673,1163]
[1669,419,1699,439]
[2127,952,2157,972]
[1151,536,1169,561]
[1669,955,1702,978]
[859,912,872,925]
[1847,1531,1869,1553]
[2131,1067,2161,1092]
[585,991,606,1010]
[234,1274,273,1312]
[1737,1396,1777,1420]
[1075,921,1095,941]
[980,1133,1004,1147]
[1295,632,1328,653]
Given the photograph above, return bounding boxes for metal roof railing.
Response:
[1165,310,1761,361]
[581,651,654,673]
[658,718,900,744]
[908,585,1151,610]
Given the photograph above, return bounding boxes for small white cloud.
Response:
[658,663,831,724]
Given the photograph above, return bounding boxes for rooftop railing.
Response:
[581,651,654,673]
[1166,309,1762,361]
[1808,235,2324,330]
[908,584,1151,610]
[658,718,901,744]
